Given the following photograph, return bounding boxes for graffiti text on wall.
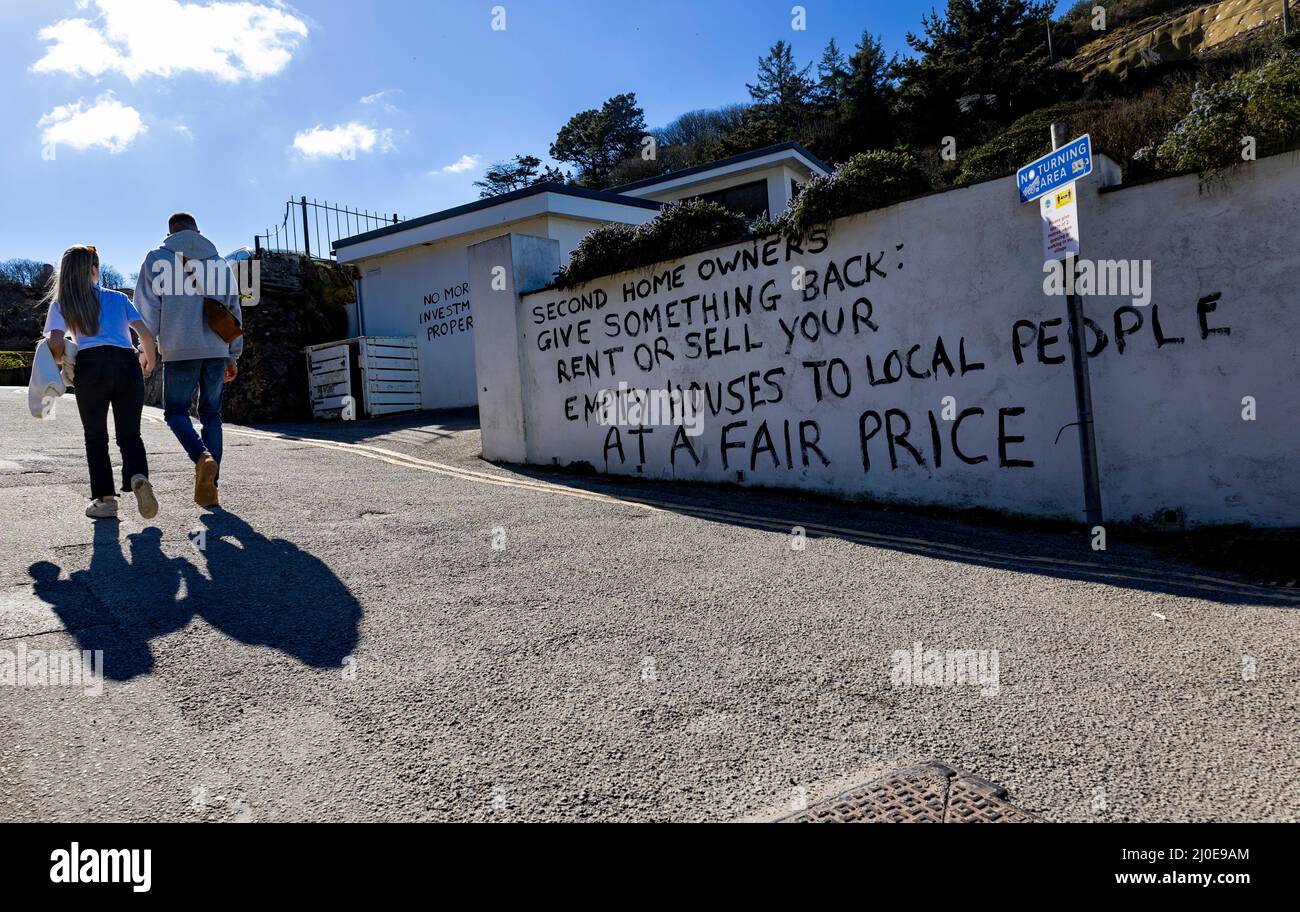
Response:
[419,281,473,343]
[528,231,1230,478]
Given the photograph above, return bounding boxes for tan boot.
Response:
[195,454,220,508]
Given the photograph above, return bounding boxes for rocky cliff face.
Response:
[1067,0,1285,81]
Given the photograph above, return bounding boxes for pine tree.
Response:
[474,155,567,198]
[550,93,648,188]
[843,32,896,150]
[893,0,1055,144]
[815,39,851,109]
[746,41,815,134]
[809,32,897,163]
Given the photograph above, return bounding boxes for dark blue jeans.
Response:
[163,358,227,481]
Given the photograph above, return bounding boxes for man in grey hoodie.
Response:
[134,213,243,509]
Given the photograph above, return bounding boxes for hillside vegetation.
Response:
[484,0,1297,199]
[548,0,1298,286]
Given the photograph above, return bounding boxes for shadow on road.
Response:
[27,510,361,681]
[29,524,193,680]
[247,407,479,446]
[499,465,1300,609]
[196,509,361,668]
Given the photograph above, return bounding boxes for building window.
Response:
[688,179,770,220]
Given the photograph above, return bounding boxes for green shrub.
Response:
[782,150,932,238]
[0,351,34,371]
[1136,46,1300,176]
[552,152,937,288]
[749,209,792,239]
[554,200,748,289]
[955,104,1092,184]
[1082,79,1196,178]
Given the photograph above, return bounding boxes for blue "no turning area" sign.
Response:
[1017,134,1093,204]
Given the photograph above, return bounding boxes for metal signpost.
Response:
[1019,129,1104,530]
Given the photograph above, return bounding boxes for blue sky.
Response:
[0,0,1072,277]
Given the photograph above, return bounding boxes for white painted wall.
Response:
[481,151,1300,526]
[468,234,563,463]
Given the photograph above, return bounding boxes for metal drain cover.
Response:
[778,761,1040,823]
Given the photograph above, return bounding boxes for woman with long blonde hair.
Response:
[43,245,161,519]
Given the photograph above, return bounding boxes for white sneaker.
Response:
[131,475,159,520]
[85,498,119,519]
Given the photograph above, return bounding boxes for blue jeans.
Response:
[163,359,227,482]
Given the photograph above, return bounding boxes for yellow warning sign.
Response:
[1055,187,1074,208]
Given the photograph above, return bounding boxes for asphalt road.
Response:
[1,387,1297,822]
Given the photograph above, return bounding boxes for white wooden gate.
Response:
[357,336,421,417]
[306,336,421,420]
[307,342,352,419]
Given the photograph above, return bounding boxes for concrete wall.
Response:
[468,233,563,463]
[472,151,1300,526]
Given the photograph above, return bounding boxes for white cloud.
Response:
[39,92,147,154]
[360,89,401,113]
[434,154,481,175]
[32,0,309,83]
[292,122,393,160]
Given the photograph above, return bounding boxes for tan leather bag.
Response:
[203,297,243,343]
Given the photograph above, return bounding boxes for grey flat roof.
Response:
[610,141,832,194]
[332,182,663,251]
